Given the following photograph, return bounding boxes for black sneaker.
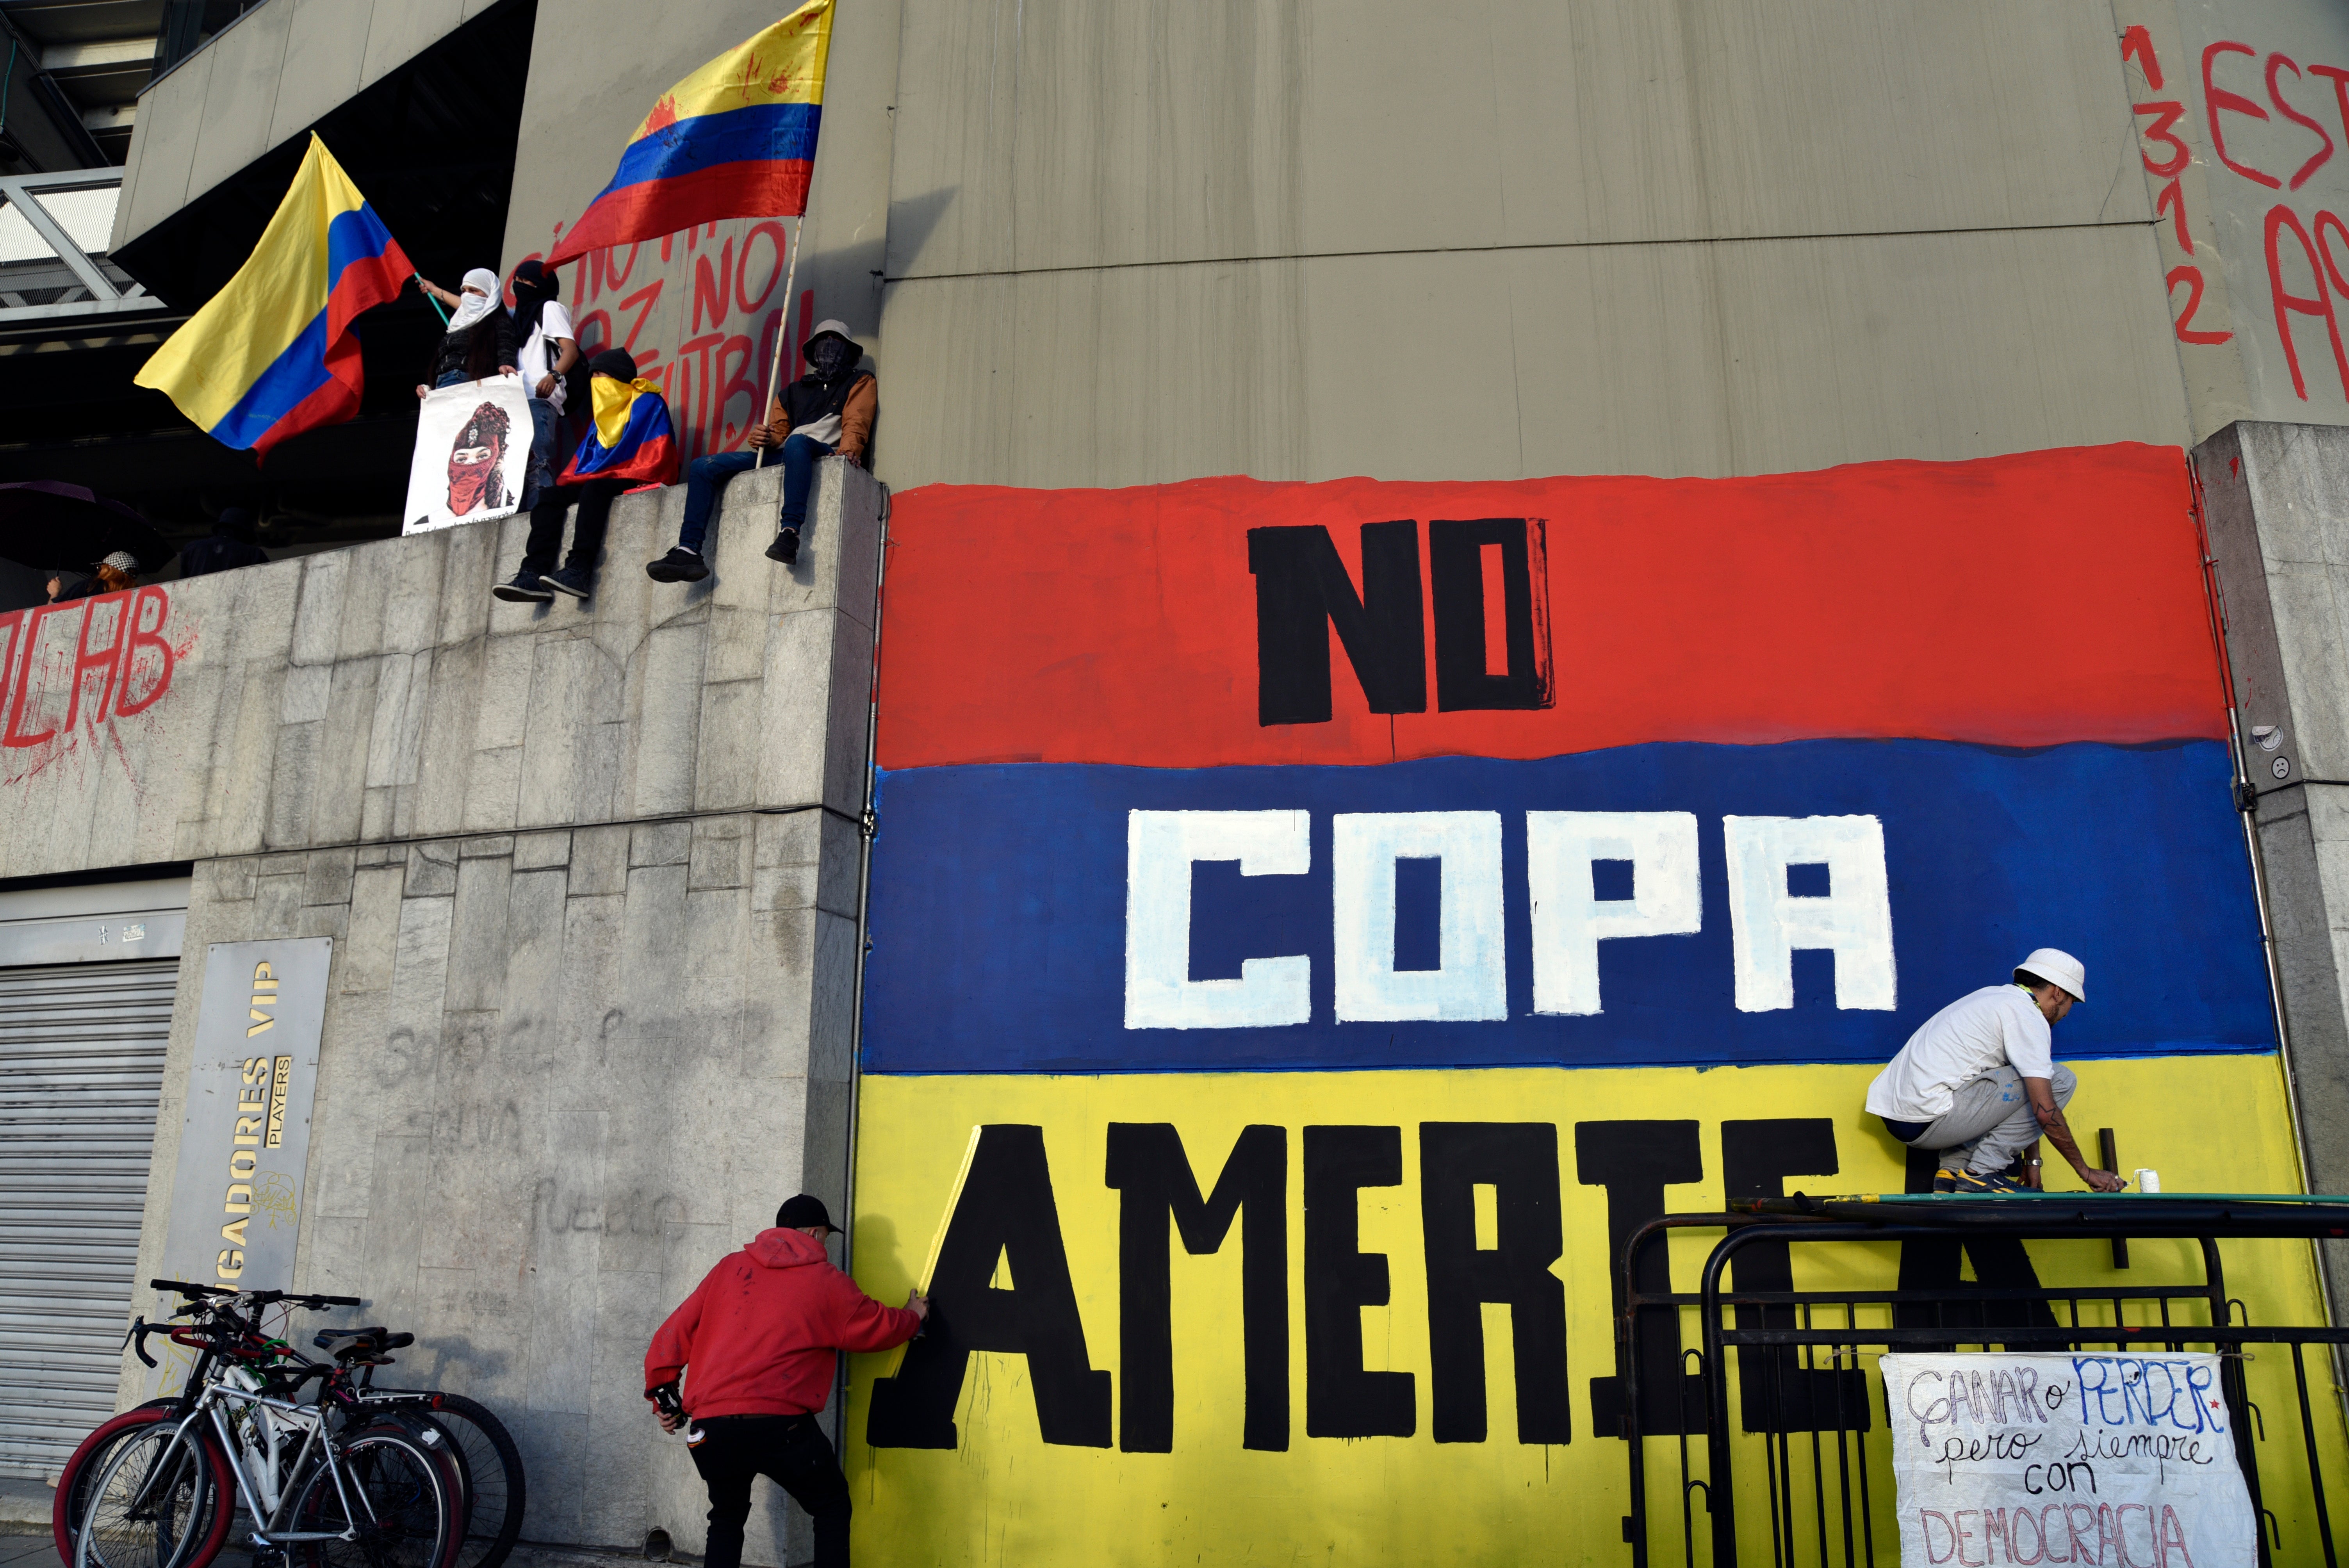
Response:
[1934,1167,2028,1195]
[646,547,709,583]
[542,565,593,600]
[766,527,800,565]
[492,570,552,603]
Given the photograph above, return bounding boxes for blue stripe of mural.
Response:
[859,739,2272,1074]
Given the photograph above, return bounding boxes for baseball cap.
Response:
[775,1194,838,1233]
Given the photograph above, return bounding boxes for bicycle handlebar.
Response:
[148,1279,364,1309]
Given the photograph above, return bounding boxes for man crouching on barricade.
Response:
[646,1195,928,1568]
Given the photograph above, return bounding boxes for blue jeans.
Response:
[519,398,558,511]
[676,435,835,552]
[433,369,468,388]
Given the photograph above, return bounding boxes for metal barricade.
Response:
[1620,1200,2349,1568]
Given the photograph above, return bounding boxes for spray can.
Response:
[652,1381,702,1444]
[2134,1169,2160,1193]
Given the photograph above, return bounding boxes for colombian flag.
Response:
[546,0,832,269]
[134,135,410,459]
[559,374,680,487]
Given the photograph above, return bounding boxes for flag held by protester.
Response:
[560,374,680,487]
[134,135,410,459]
[546,0,833,268]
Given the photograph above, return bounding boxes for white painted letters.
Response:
[1722,815,1896,1012]
[1526,811,1702,1015]
[1125,810,1313,1030]
[1332,811,1507,1022]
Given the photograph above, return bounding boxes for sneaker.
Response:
[1934,1167,2029,1195]
[645,547,709,584]
[542,566,593,600]
[766,527,800,565]
[492,570,552,604]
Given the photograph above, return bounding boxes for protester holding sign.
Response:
[508,258,576,510]
[413,268,516,396]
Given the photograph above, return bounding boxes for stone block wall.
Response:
[64,463,886,1564]
[2196,421,2349,1322]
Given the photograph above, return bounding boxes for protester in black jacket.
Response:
[179,508,269,578]
[413,267,516,396]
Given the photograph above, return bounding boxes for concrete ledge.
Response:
[0,459,885,878]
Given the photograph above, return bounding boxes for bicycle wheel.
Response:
[74,1418,233,1568]
[428,1397,525,1568]
[284,1423,456,1568]
[53,1401,184,1563]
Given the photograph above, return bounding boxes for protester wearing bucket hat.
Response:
[46,549,141,602]
[1863,947,2126,1194]
[644,1193,925,1568]
[646,318,875,583]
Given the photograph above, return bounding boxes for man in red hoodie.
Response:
[645,1194,927,1568]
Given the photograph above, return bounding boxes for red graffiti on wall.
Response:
[2124,27,2349,398]
[0,588,190,787]
[528,220,814,463]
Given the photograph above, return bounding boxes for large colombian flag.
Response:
[558,373,680,487]
[134,135,409,460]
[546,0,833,269]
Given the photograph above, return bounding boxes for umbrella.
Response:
[0,481,173,572]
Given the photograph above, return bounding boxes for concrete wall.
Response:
[123,0,2219,492]
[113,0,503,251]
[2195,419,2349,1318]
[870,0,2193,489]
[0,463,878,877]
[0,466,884,1561]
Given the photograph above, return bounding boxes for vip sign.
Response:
[846,450,2326,1564]
[160,939,331,1295]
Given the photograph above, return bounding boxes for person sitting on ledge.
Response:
[645,319,874,582]
[179,508,269,578]
[494,347,677,606]
[47,550,140,601]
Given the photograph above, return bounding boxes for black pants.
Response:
[521,478,624,576]
[689,1414,851,1568]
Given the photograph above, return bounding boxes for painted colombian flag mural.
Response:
[843,445,2326,1565]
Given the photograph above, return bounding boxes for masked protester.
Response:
[494,348,674,605]
[645,319,875,582]
[179,508,269,579]
[412,267,516,396]
[47,550,140,602]
[508,258,577,511]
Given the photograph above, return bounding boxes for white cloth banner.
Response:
[1882,1352,2255,1568]
[403,373,532,535]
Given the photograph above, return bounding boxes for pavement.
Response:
[0,1529,62,1568]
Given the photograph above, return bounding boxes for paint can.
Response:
[2134,1168,2160,1193]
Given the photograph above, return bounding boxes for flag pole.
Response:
[753,215,804,470]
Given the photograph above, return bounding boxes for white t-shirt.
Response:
[517,300,576,411]
[1864,984,2056,1122]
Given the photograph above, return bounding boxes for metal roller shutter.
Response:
[0,960,176,1479]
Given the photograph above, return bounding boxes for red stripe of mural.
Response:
[875,443,2225,771]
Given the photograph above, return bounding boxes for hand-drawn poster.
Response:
[1883,1352,2256,1568]
[403,373,531,535]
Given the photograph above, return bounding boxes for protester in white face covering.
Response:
[412,267,517,397]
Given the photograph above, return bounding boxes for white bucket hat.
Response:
[2016,948,2085,1002]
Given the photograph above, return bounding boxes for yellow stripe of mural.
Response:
[843,1057,2338,1567]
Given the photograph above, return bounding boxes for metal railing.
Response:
[1620,1198,2349,1568]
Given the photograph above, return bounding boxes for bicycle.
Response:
[72,1282,465,1568]
[58,1284,527,1568]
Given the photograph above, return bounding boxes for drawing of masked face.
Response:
[448,401,510,516]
